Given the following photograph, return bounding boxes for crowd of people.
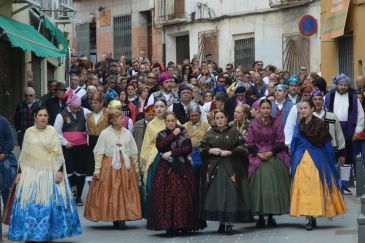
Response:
[3,51,365,241]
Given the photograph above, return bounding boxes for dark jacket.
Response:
[13,99,42,132]
[225,96,254,122]
[45,96,66,125]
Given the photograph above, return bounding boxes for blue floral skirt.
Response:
[8,183,82,241]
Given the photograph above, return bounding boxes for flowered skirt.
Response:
[8,181,81,241]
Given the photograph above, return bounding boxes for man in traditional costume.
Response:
[146,72,180,108]
[311,89,346,163]
[271,84,294,128]
[324,73,364,194]
[133,104,156,171]
[169,84,207,124]
[85,92,109,184]
[54,94,91,205]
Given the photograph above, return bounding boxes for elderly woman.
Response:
[229,104,251,140]
[147,112,205,233]
[200,110,251,234]
[84,109,141,229]
[8,106,81,241]
[183,102,210,171]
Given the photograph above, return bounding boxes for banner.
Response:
[322,0,350,41]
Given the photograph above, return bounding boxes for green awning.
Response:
[42,15,68,54]
[0,15,65,58]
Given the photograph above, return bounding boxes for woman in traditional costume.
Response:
[108,100,134,131]
[183,102,209,171]
[8,106,81,241]
[140,99,168,217]
[228,104,251,140]
[246,99,290,228]
[200,110,251,234]
[84,109,142,229]
[290,99,347,230]
[147,112,205,233]
[85,92,109,184]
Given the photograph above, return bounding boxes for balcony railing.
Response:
[269,0,312,8]
[32,0,73,21]
[157,0,186,23]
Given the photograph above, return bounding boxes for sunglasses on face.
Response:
[25,94,34,97]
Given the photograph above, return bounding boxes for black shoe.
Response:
[267,218,277,227]
[256,219,265,228]
[311,218,317,228]
[76,197,83,206]
[305,221,313,231]
[166,229,176,235]
[118,220,126,230]
[218,224,226,233]
[225,225,234,234]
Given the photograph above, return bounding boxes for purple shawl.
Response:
[246,116,290,177]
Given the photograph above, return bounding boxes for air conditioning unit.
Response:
[56,1,74,20]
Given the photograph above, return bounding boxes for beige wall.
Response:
[321,1,365,83]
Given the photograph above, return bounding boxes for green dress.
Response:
[200,126,252,222]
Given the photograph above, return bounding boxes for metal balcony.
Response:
[269,0,313,8]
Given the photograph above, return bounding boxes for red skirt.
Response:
[147,160,205,231]
[1,182,16,225]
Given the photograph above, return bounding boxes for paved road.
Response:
[1,185,359,243]
[1,147,360,242]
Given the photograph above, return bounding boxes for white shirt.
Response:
[275,100,285,111]
[333,92,364,133]
[67,86,86,99]
[54,107,91,146]
[93,111,103,124]
[263,76,270,85]
[313,110,325,119]
[288,94,299,104]
[146,91,172,108]
[283,104,298,146]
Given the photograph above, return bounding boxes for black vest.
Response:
[61,109,86,132]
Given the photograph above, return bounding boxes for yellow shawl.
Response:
[183,121,209,148]
[140,117,165,183]
[17,125,72,209]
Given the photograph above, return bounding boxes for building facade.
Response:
[0,0,70,122]
[320,0,365,84]
[71,0,163,62]
[159,0,320,74]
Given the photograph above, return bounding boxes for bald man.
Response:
[13,87,42,148]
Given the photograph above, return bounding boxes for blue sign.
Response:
[299,15,318,36]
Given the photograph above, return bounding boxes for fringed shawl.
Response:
[16,125,72,210]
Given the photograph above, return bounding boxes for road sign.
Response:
[299,15,318,37]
